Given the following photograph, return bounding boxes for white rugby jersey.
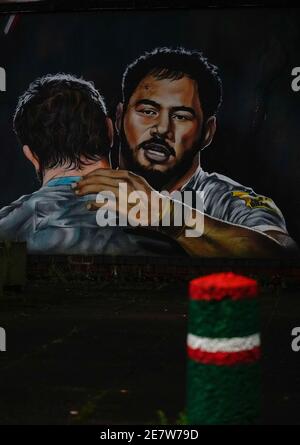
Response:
[181,168,287,234]
[0,176,186,256]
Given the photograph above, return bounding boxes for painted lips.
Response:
[142,143,174,163]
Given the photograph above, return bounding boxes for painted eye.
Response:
[172,114,191,121]
[136,108,157,117]
[141,109,157,116]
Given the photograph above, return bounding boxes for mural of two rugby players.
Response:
[0,47,298,258]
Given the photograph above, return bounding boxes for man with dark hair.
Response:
[13,73,112,182]
[118,47,221,191]
[0,73,183,255]
[75,48,298,257]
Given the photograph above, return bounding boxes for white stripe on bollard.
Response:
[187,333,260,353]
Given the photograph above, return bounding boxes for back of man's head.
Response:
[13,73,110,175]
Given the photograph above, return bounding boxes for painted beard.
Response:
[119,127,200,191]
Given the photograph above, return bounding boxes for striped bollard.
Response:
[187,272,261,425]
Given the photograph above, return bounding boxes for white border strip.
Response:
[188,333,260,353]
[4,15,16,35]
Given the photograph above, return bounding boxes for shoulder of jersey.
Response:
[195,171,281,214]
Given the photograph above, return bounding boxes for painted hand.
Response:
[72,168,173,228]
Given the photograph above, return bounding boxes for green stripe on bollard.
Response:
[189,299,259,338]
[187,272,261,425]
[188,361,260,425]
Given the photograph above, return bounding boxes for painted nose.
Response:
[150,113,172,139]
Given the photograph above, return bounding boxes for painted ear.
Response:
[201,116,216,150]
[23,145,40,171]
[115,102,123,135]
[105,117,114,148]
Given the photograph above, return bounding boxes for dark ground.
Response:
[0,277,300,425]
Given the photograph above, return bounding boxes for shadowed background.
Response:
[0,7,300,245]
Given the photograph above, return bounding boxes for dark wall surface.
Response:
[0,8,299,243]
